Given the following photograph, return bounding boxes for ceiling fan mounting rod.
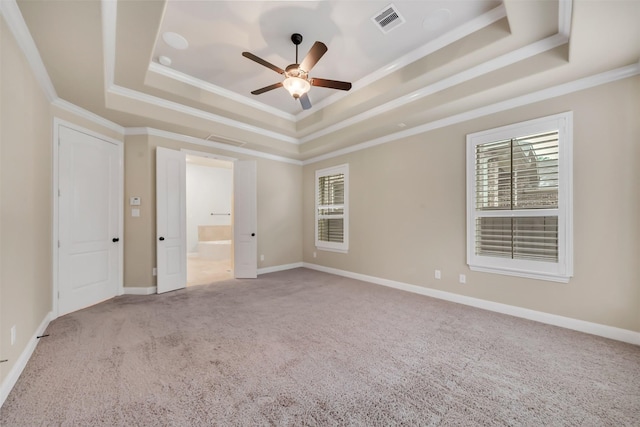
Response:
[291,33,303,65]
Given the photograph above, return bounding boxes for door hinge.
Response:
[58,189,61,197]
[58,240,60,248]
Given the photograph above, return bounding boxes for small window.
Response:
[466,113,573,282]
[315,164,349,253]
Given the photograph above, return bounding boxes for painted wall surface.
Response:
[123,135,303,287]
[303,76,640,332]
[0,19,53,385]
[186,163,232,253]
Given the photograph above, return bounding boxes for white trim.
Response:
[147,63,296,122]
[52,118,124,318]
[302,263,640,346]
[126,127,303,166]
[52,99,124,135]
[181,149,237,163]
[0,0,57,102]
[101,0,117,92]
[302,62,640,165]
[558,0,573,39]
[0,311,53,408]
[107,84,299,145]
[257,262,304,275]
[122,286,158,295]
[299,33,568,144]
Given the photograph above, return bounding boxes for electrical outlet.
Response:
[459,274,466,284]
[435,270,441,279]
[11,325,16,345]
[260,254,264,261]
[152,267,157,276]
[313,251,317,258]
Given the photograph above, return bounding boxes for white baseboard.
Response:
[1,310,53,408]
[257,262,304,276]
[303,263,640,346]
[123,286,157,295]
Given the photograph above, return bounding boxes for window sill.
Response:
[469,265,571,283]
[316,246,348,254]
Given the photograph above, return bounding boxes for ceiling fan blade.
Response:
[242,52,285,75]
[310,78,352,91]
[299,93,312,110]
[251,82,283,95]
[299,41,327,72]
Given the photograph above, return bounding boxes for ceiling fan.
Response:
[242,33,352,110]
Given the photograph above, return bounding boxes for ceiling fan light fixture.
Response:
[283,76,310,99]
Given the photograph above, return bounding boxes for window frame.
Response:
[315,164,349,253]
[466,112,573,282]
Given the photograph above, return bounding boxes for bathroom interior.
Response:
[186,154,234,286]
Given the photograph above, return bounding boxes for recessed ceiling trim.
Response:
[108,84,299,145]
[125,127,303,166]
[299,32,569,144]
[0,0,57,102]
[147,62,296,121]
[558,0,573,39]
[295,3,508,120]
[52,98,125,134]
[101,0,116,93]
[302,62,640,165]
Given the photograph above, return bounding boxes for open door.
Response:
[156,147,187,293]
[234,160,257,278]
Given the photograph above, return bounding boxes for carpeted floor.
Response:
[1,268,639,426]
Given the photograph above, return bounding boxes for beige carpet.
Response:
[1,268,639,426]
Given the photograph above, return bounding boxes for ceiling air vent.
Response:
[371,4,406,34]
[205,134,246,147]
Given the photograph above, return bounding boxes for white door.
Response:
[58,126,121,316]
[234,160,257,278]
[156,147,187,293]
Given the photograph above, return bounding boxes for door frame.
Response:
[52,118,124,318]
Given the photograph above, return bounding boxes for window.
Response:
[466,112,573,282]
[315,164,349,253]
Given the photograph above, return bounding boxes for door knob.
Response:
[159,237,165,241]
[251,233,255,237]
[112,238,119,243]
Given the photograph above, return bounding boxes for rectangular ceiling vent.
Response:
[371,4,406,34]
[205,134,246,147]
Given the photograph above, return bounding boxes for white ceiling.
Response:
[152,0,501,115]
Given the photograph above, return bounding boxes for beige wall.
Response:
[123,135,303,287]
[0,19,53,384]
[303,76,640,332]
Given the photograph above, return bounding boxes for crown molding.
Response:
[302,62,640,165]
[125,127,303,166]
[147,62,297,122]
[299,32,569,144]
[107,84,299,145]
[558,0,573,39]
[0,0,57,102]
[52,98,125,135]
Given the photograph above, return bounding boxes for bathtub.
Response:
[197,240,231,261]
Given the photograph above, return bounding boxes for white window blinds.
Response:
[466,112,573,282]
[315,164,349,252]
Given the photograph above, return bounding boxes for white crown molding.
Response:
[296,3,509,120]
[52,98,125,135]
[125,127,303,166]
[558,0,573,39]
[101,0,117,93]
[303,263,640,346]
[0,311,53,408]
[107,84,299,145]
[303,62,640,165]
[0,0,57,102]
[299,32,569,144]
[147,62,297,122]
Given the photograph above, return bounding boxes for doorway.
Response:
[186,154,234,286]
